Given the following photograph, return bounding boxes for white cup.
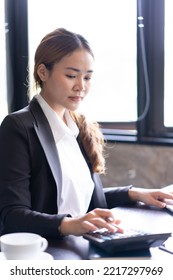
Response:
[0,232,48,260]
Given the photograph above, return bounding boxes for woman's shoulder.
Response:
[0,103,35,133]
[1,96,43,126]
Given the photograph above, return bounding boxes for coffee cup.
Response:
[0,232,48,260]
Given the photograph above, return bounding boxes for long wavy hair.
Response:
[33,28,106,174]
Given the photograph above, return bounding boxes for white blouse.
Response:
[36,94,94,217]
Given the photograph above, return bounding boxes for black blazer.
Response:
[0,97,132,237]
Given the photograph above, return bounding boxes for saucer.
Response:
[0,252,54,260]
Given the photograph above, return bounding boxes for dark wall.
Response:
[101,143,173,189]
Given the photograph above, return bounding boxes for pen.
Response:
[159,245,173,255]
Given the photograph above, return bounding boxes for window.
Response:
[4,0,173,145]
[28,0,137,124]
[136,0,173,144]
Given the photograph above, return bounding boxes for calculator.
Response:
[83,228,172,254]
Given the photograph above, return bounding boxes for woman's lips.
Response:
[69,96,83,102]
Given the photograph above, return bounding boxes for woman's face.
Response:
[37,49,94,119]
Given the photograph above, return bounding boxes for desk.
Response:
[46,203,173,260]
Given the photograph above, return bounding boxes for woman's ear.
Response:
[37,64,48,82]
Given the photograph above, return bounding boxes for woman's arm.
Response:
[104,186,134,208]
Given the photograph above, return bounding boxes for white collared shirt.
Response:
[36,94,94,217]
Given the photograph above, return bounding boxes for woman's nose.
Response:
[74,78,86,92]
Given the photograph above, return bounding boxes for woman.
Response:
[0,28,173,238]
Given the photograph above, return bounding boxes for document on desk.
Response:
[111,204,173,234]
[165,199,173,214]
[166,205,173,214]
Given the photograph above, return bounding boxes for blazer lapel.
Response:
[29,97,62,204]
[29,97,107,210]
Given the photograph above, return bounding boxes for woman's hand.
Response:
[128,187,173,208]
[59,208,123,236]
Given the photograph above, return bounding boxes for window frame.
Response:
[4,0,173,146]
[4,0,28,113]
[101,0,173,146]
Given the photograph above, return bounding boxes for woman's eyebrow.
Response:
[65,67,93,73]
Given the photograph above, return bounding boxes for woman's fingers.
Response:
[150,191,173,208]
[60,209,123,236]
[83,208,123,233]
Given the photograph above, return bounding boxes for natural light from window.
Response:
[28,0,137,123]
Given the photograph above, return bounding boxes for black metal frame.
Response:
[5,0,29,113]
